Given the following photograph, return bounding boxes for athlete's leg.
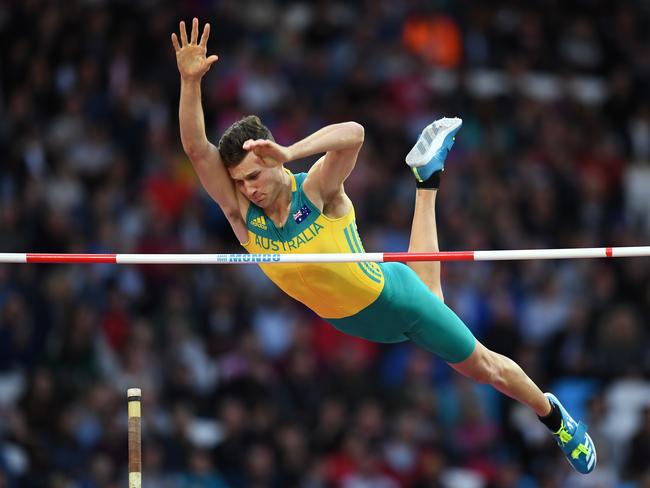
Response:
[405,117,462,301]
[400,288,550,416]
[401,222,597,472]
[408,308,597,474]
[407,189,443,301]
[450,341,597,473]
[449,341,550,415]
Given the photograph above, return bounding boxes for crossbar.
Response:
[0,247,649,264]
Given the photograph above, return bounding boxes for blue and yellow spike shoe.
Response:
[405,117,462,183]
[545,393,597,474]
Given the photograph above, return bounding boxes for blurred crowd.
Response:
[1,1,650,487]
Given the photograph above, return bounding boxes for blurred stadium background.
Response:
[1,1,650,487]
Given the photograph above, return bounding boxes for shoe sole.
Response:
[406,118,462,168]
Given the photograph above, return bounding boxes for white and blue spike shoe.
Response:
[406,117,462,183]
[545,392,597,474]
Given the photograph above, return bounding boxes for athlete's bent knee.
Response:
[433,287,444,303]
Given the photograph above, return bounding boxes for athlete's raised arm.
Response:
[172,18,247,242]
[242,122,364,211]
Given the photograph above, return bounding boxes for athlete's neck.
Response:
[264,169,292,227]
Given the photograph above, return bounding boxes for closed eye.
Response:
[233,171,260,185]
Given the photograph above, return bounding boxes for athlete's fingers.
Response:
[242,139,254,150]
[258,141,273,150]
[244,139,270,151]
[206,54,219,66]
[171,33,181,52]
[179,21,188,46]
[199,23,210,48]
[190,17,199,44]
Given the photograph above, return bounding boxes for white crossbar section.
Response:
[116,253,385,264]
[611,246,650,257]
[474,247,650,260]
[0,253,27,263]
[475,248,606,260]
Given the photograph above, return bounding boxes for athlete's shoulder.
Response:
[301,156,327,210]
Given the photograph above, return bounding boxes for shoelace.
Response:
[557,424,573,445]
[556,421,591,460]
[572,443,591,460]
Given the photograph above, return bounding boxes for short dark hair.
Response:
[218,115,274,167]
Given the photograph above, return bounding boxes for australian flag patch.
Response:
[293,204,312,224]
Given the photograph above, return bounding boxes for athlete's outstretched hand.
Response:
[243,139,293,167]
[171,18,218,81]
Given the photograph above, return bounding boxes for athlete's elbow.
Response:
[346,122,365,145]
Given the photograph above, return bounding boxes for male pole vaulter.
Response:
[172,18,596,474]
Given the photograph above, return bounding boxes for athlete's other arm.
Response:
[243,122,365,214]
[172,18,248,243]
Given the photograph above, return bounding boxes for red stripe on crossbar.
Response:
[384,251,475,262]
[26,254,117,263]
[606,247,613,257]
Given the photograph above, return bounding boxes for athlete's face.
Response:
[228,152,284,208]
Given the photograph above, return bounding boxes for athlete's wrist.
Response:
[180,75,203,85]
[285,145,296,162]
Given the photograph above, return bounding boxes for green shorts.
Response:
[326,262,476,363]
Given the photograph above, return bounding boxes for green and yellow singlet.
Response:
[242,171,384,319]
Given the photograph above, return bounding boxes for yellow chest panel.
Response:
[242,174,384,318]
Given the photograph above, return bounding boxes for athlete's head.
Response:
[219,115,283,208]
[218,115,274,166]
